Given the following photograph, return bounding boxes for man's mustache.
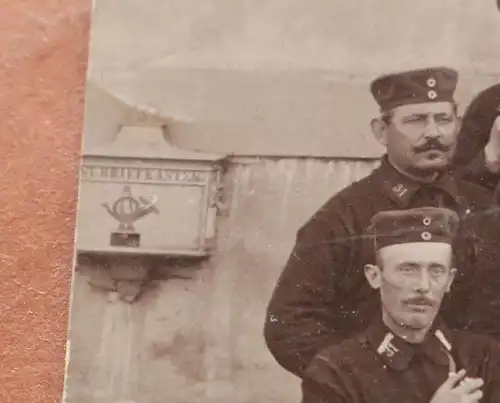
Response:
[413,138,451,153]
[403,297,435,307]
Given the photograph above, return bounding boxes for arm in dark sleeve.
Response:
[452,83,500,192]
[454,150,500,192]
[452,83,500,191]
[264,203,353,377]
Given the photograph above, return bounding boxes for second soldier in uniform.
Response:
[301,207,500,403]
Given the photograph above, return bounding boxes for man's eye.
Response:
[429,267,445,275]
[405,117,424,123]
[400,266,416,272]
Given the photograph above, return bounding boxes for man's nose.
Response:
[415,271,431,293]
[424,117,441,138]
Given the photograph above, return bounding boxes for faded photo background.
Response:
[64,1,500,402]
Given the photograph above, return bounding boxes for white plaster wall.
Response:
[66,159,379,403]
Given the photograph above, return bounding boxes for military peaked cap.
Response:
[368,207,460,251]
[370,67,458,112]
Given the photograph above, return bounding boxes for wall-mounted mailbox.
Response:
[76,125,227,259]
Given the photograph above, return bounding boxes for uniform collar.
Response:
[374,156,460,208]
[364,316,454,371]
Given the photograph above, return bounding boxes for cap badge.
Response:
[421,231,432,241]
[427,90,437,100]
[423,217,432,226]
[426,77,437,88]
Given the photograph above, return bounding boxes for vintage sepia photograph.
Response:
[63,1,500,402]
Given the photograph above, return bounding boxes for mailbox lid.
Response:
[84,125,227,163]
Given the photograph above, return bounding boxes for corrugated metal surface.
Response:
[65,159,379,403]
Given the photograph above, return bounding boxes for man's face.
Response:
[374,102,460,176]
[365,242,455,333]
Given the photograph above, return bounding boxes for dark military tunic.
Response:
[302,317,500,403]
[264,156,500,377]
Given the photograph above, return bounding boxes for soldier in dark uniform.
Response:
[302,207,500,403]
[264,67,500,378]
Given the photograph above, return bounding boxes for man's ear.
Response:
[445,268,457,293]
[371,117,388,146]
[364,264,382,290]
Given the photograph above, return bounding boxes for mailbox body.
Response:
[76,126,225,257]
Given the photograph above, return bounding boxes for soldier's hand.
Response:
[484,116,500,173]
[429,369,484,403]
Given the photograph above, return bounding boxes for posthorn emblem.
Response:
[102,185,159,233]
